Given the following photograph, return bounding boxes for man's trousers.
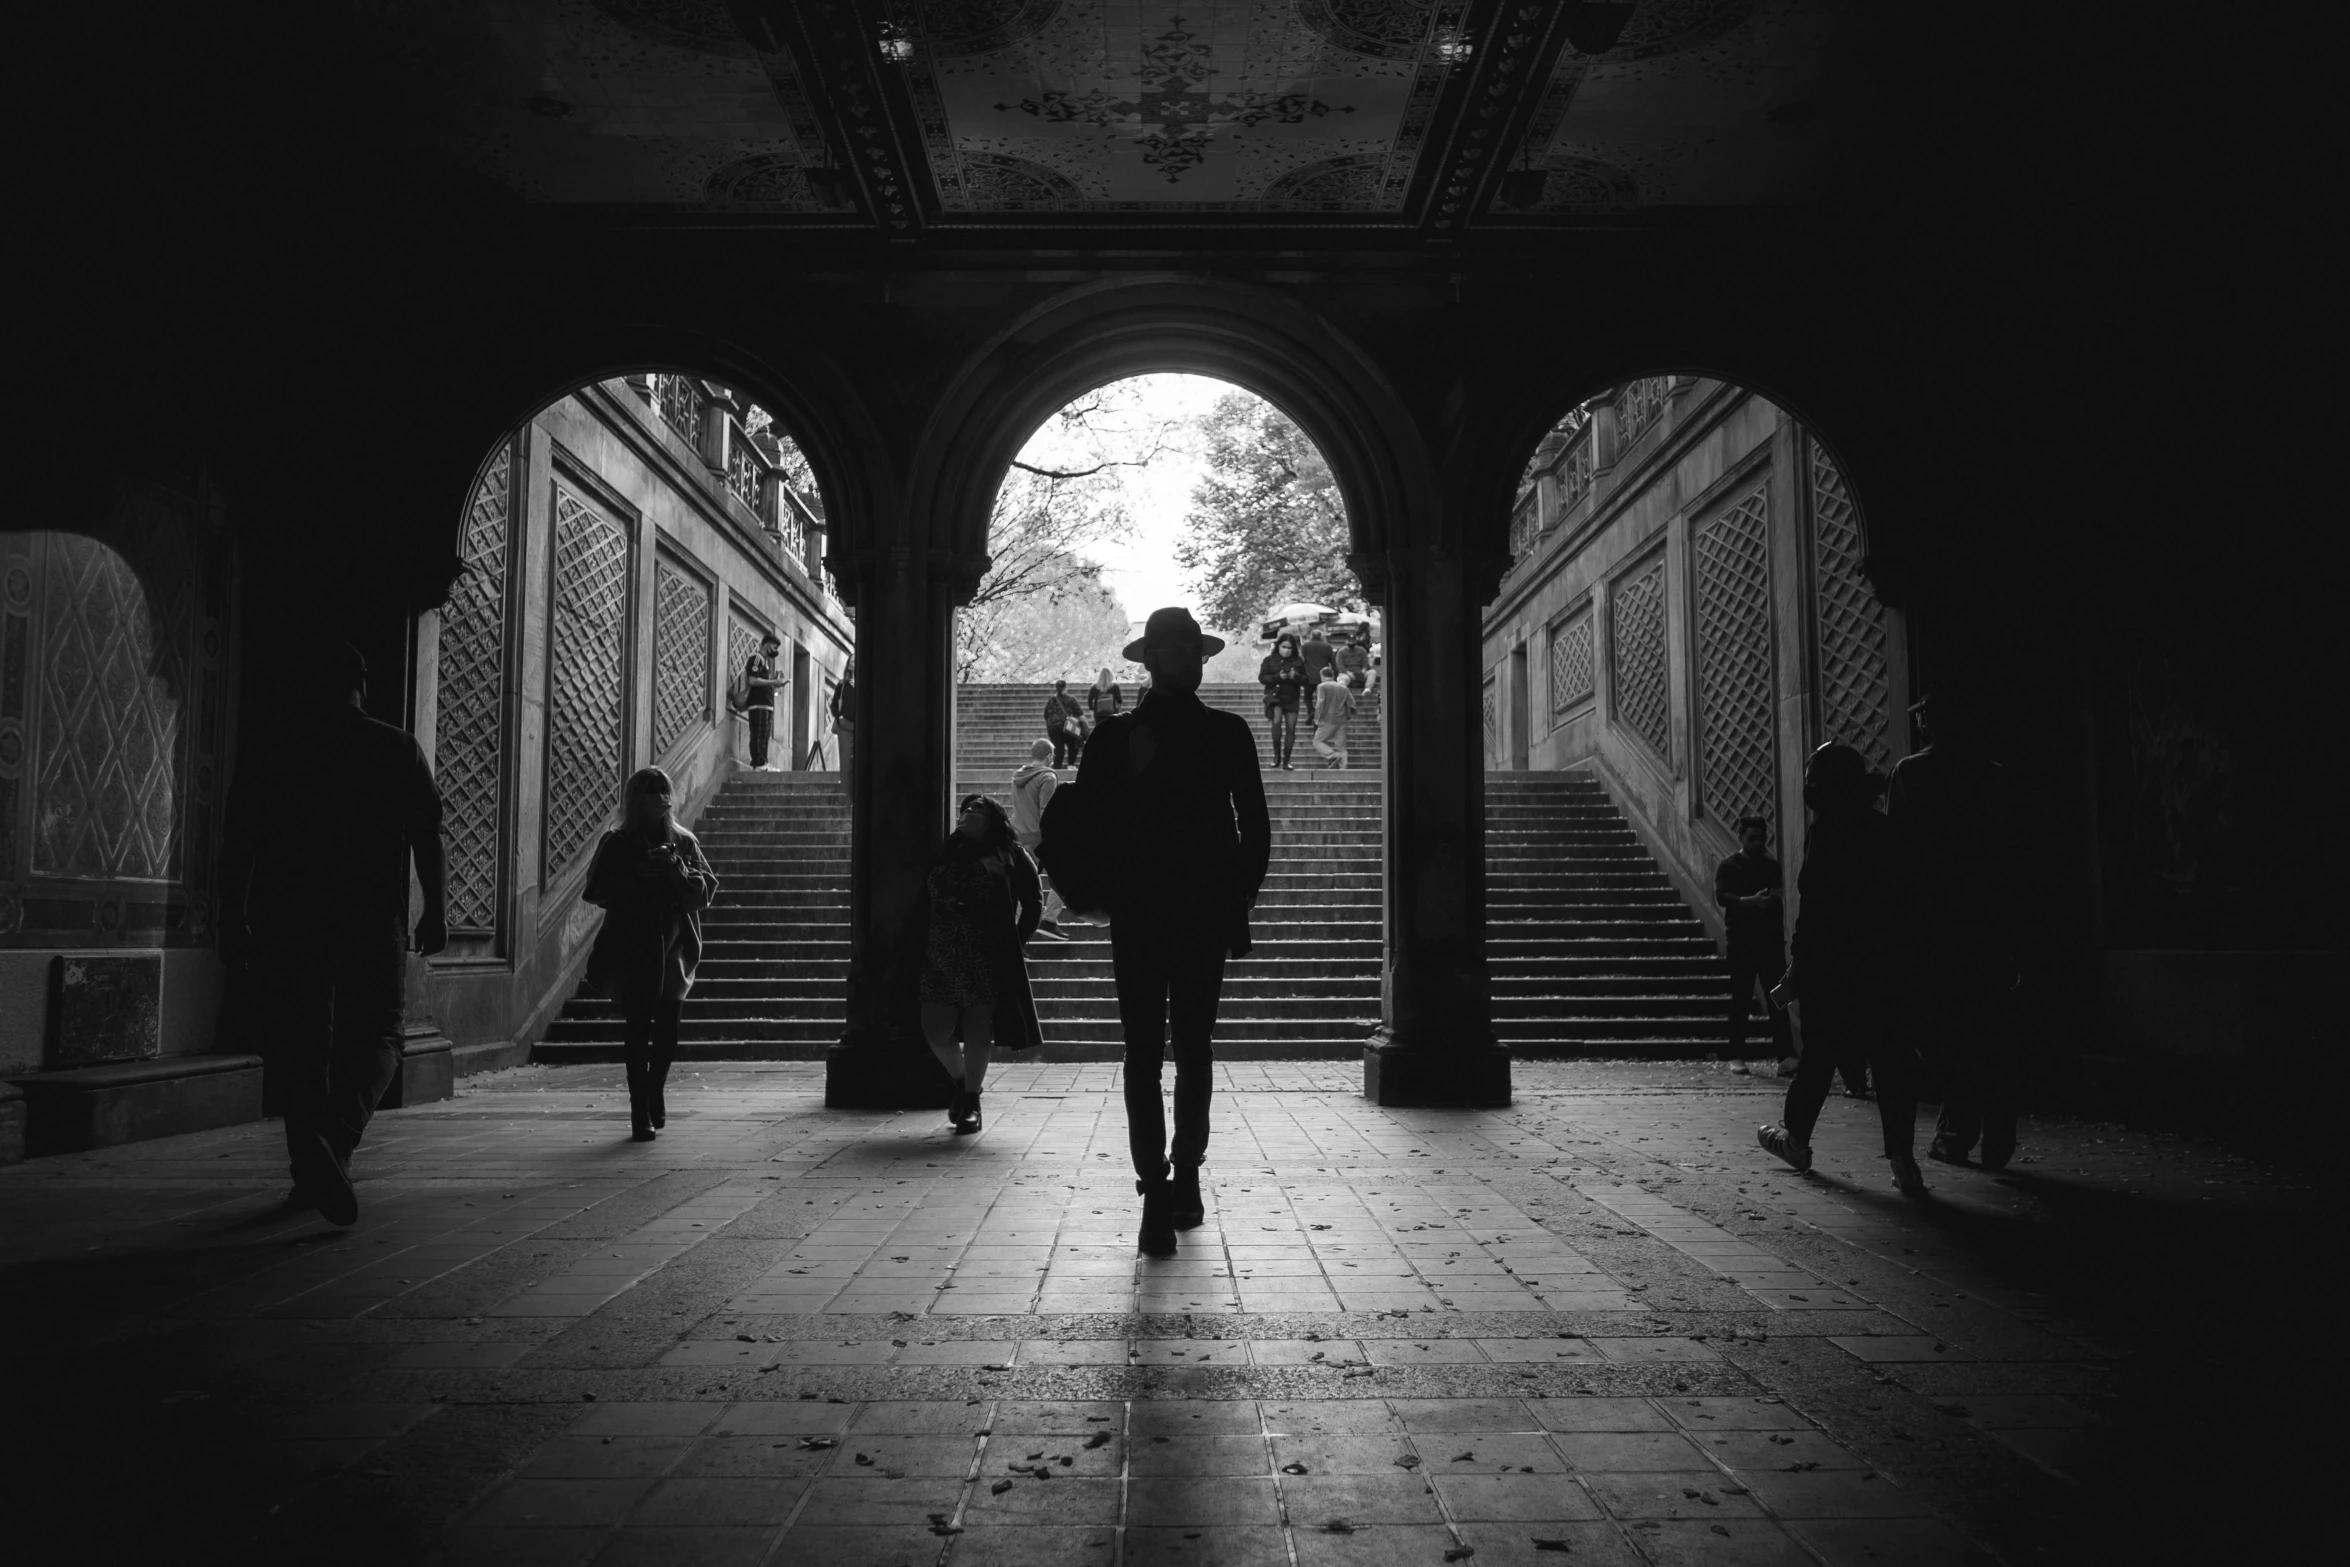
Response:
[1110,912,1228,1180]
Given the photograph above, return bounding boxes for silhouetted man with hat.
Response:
[1077,607,1271,1256]
[220,642,447,1226]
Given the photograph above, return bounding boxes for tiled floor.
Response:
[0,1060,2316,1565]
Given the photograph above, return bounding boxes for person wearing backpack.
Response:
[1009,738,1069,938]
[741,633,783,769]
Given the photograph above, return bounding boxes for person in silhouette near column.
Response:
[1080,607,1271,1256]
[1257,632,1310,770]
[1891,689,2024,1170]
[583,767,719,1142]
[744,633,783,769]
[1310,665,1356,768]
[913,795,1045,1133]
[1715,815,1794,1070]
[828,661,854,788]
[219,642,447,1227]
[1757,742,1925,1195]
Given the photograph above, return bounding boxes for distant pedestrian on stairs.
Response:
[744,633,783,769]
[1079,607,1271,1257]
[1757,743,1925,1196]
[828,662,854,789]
[1310,666,1356,768]
[1715,815,1794,1070]
[1010,738,1070,938]
[583,767,719,1143]
[1257,633,1310,770]
[220,642,447,1228]
[1088,666,1124,722]
[914,795,1045,1134]
[1300,628,1335,722]
[1045,679,1088,767]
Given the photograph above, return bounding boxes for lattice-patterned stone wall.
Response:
[1808,438,1897,771]
[435,444,513,932]
[1694,485,1778,826]
[1616,376,1673,446]
[543,486,629,884]
[1481,674,1500,769]
[1549,605,1595,717]
[1609,554,1671,758]
[653,560,713,757]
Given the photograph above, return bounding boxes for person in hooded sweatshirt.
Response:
[1756,742,1925,1196]
[1009,737,1070,937]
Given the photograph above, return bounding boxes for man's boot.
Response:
[1169,1165,1205,1230]
[1136,1171,1177,1257]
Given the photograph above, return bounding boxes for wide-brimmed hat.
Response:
[1122,606,1225,661]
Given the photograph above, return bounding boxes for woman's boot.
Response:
[627,1063,656,1142]
[1136,1171,1177,1258]
[1169,1164,1205,1230]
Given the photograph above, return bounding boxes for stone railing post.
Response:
[1589,401,1621,473]
[824,543,983,1108]
[1362,543,1511,1107]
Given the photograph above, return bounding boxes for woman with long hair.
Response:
[912,794,1045,1132]
[1756,742,1923,1194]
[1257,633,1310,770]
[583,767,719,1142]
[1089,665,1123,721]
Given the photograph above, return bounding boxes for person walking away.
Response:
[219,642,448,1227]
[1310,666,1357,768]
[1045,678,1089,767]
[828,662,855,790]
[1010,738,1071,938]
[583,768,719,1142]
[1757,743,1925,1195]
[913,795,1045,1133]
[1715,815,1794,1071]
[1891,689,2024,1170]
[1300,627,1335,723]
[1257,633,1310,770]
[1079,607,1271,1255]
[744,633,784,769]
[1088,667,1124,723]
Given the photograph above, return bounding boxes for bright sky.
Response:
[1017,372,1238,631]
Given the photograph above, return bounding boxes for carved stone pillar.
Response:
[1362,546,1512,1107]
[823,545,981,1108]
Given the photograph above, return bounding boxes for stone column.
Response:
[1363,545,1512,1107]
[823,545,976,1109]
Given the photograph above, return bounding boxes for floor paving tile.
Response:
[589,1525,775,1567]
[1121,1526,1291,1566]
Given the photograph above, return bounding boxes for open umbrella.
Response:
[1258,602,1337,641]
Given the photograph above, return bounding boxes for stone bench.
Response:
[8,1054,265,1156]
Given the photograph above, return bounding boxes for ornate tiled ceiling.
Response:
[383,0,1837,227]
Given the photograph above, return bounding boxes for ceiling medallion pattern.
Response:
[587,0,749,57]
[703,153,832,210]
[895,0,1463,213]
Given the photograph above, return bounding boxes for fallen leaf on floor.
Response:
[1396,1455,1422,1469]
[1445,1549,1476,1562]
[797,1438,837,1451]
[991,1480,1012,1495]
[1530,1541,1573,1554]
[1281,1462,1309,1474]
[1322,1519,1355,1534]
[1451,1451,1476,1462]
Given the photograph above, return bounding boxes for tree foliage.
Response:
[956,383,1180,682]
[1174,391,1358,634]
[957,571,1132,685]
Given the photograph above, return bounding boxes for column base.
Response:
[824,1034,956,1110]
[1363,1040,1512,1107]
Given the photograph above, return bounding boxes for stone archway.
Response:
[823,279,1511,1108]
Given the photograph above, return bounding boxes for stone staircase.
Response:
[536,771,847,1060]
[955,682,1384,1056]
[1486,773,1730,1055]
[533,688,1730,1062]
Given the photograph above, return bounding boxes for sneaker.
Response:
[1757,1124,1812,1173]
[1925,1136,1971,1166]
[1890,1153,1929,1197]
